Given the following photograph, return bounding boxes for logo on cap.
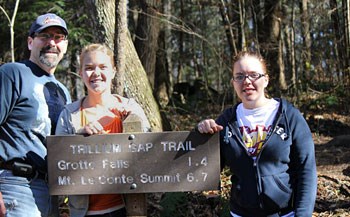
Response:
[43,16,62,25]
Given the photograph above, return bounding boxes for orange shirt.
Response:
[81,108,125,213]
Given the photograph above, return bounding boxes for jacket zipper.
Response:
[227,122,251,156]
[254,109,283,209]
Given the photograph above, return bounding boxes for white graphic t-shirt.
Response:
[236,99,279,159]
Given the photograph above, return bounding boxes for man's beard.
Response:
[39,54,59,68]
[39,47,60,68]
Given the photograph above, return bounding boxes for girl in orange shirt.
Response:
[55,43,150,217]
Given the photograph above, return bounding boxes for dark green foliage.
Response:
[160,192,188,216]
[0,0,94,99]
[0,0,93,63]
[159,191,230,217]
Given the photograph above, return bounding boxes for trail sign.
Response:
[46,131,220,195]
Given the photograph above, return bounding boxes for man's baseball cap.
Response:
[29,13,68,36]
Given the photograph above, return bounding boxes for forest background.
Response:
[0,0,349,216]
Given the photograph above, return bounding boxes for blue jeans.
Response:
[230,211,295,217]
[0,169,55,217]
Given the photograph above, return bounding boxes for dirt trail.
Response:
[313,135,350,216]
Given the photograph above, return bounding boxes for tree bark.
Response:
[134,0,161,89]
[238,0,246,51]
[346,0,350,87]
[219,0,237,56]
[300,0,312,90]
[177,0,185,83]
[124,31,163,131]
[156,0,173,108]
[257,0,282,94]
[289,1,297,96]
[278,17,287,91]
[83,0,115,48]
[114,0,128,95]
[155,26,170,109]
[330,0,343,83]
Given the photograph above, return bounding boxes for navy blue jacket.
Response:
[0,60,71,172]
[217,98,317,217]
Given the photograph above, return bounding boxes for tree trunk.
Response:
[114,0,128,95]
[289,1,297,97]
[124,32,163,131]
[177,0,185,82]
[257,0,282,95]
[330,0,343,83]
[164,0,173,96]
[83,0,115,48]
[153,0,173,111]
[250,0,261,53]
[300,0,312,90]
[134,0,161,89]
[344,0,350,87]
[219,0,237,56]
[238,0,246,50]
[278,17,287,91]
[83,0,163,132]
[155,24,170,109]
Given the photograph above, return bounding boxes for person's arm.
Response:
[55,107,72,135]
[0,66,17,126]
[289,109,317,216]
[0,192,6,217]
[55,103,112,136]
[0,66,18,217]
[55,101,99,135]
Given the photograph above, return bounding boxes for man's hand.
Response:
[197,119,223,134]
[0,192,6,217]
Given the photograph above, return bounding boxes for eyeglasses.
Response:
[232,72,265,82]
[34,32,67,43]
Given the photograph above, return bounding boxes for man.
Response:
[0,13,71,216]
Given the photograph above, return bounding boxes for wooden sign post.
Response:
[122,114,147,217]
